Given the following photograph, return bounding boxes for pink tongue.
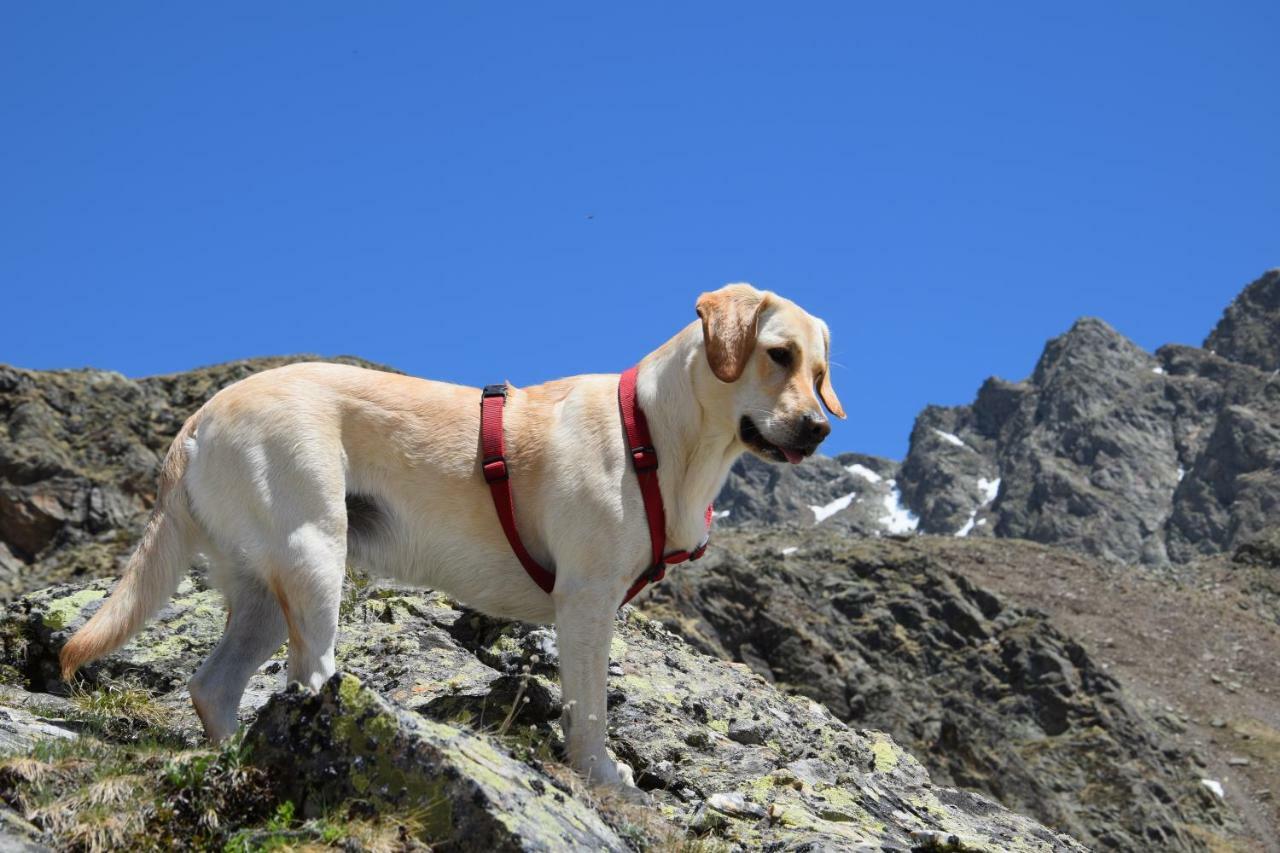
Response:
[782,447,805,464]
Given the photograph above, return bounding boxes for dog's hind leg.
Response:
[188,574,287,742]
[268,525,347,693]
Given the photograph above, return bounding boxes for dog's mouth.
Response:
[740,416,808,465]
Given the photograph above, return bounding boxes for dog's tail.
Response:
[60,414,202,681]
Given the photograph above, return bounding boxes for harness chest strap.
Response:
[480,384,556,594]
[479,367,713,606]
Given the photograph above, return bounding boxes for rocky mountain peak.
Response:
[1030,316,1155,390]
[716,270,1280,568]
[1205,269,1280,371]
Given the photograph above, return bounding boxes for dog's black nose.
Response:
[803,413,831,444]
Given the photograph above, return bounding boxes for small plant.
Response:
[223,800,432,853]
[497,656,537,737]
[68,678,177,742]
[149,733,277,846]
[266,799,295,830]
[339,564,373,622]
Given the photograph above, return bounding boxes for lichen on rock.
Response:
[246,672,626,851]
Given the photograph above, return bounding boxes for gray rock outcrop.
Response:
[853,272,1280,566]
[1205,268,1280,371]
[0,575,1087,851]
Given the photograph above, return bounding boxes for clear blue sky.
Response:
[3,4,1277,458]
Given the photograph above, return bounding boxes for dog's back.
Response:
[60,362,616,690]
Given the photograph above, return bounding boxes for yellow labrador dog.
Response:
[60,283,843,788]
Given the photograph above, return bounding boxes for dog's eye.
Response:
[768,347,793,368]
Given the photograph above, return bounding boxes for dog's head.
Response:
[695,283,845,464]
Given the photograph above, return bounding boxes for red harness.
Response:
[480,365,713,606]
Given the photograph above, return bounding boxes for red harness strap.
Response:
[615,366,714,604]
[480,384,556,593]
[478,368,713,606]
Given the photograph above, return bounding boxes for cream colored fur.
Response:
[59,283,843,789]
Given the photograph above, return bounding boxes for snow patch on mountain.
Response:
[979,477,1001,503]
[845,463,883,484]
[810,491,856,524]
[881,481,919,534]
[933,429,967,448]
[956,476,1001,537]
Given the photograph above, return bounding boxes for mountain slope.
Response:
[642,528,1239,851]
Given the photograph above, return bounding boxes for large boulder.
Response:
[246,673,626,851]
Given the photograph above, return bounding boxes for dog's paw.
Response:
[584,758,649,804]
[596,780,651,806]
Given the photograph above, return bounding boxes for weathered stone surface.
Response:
[593,610,1084,851]
[0,698,76,754]
[0,577,513,735]
[642,528,1237,851]
[246,673,627,852]
[1233,526,1280,569]
[1,576,229,698]
[897,402,1002,538]
[0,806,46,853]
[1,575,1086,851]
[1205,269,1280,372]
[897,317,1187,565]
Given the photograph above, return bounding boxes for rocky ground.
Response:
[0,574,1084,851]
[641,528,1248,851]
[911,535,1280,851]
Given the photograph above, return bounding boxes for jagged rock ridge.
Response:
[718,270,1280,567]
[1205,268,1280,371]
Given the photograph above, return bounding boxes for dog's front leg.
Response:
[553,585,628,788]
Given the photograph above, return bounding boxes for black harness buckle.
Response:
[482,454,509,483]
[482,384,508,399]
[630,445,659,473]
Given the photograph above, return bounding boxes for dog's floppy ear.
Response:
[817,323,846,419]
[696,284,767,383]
